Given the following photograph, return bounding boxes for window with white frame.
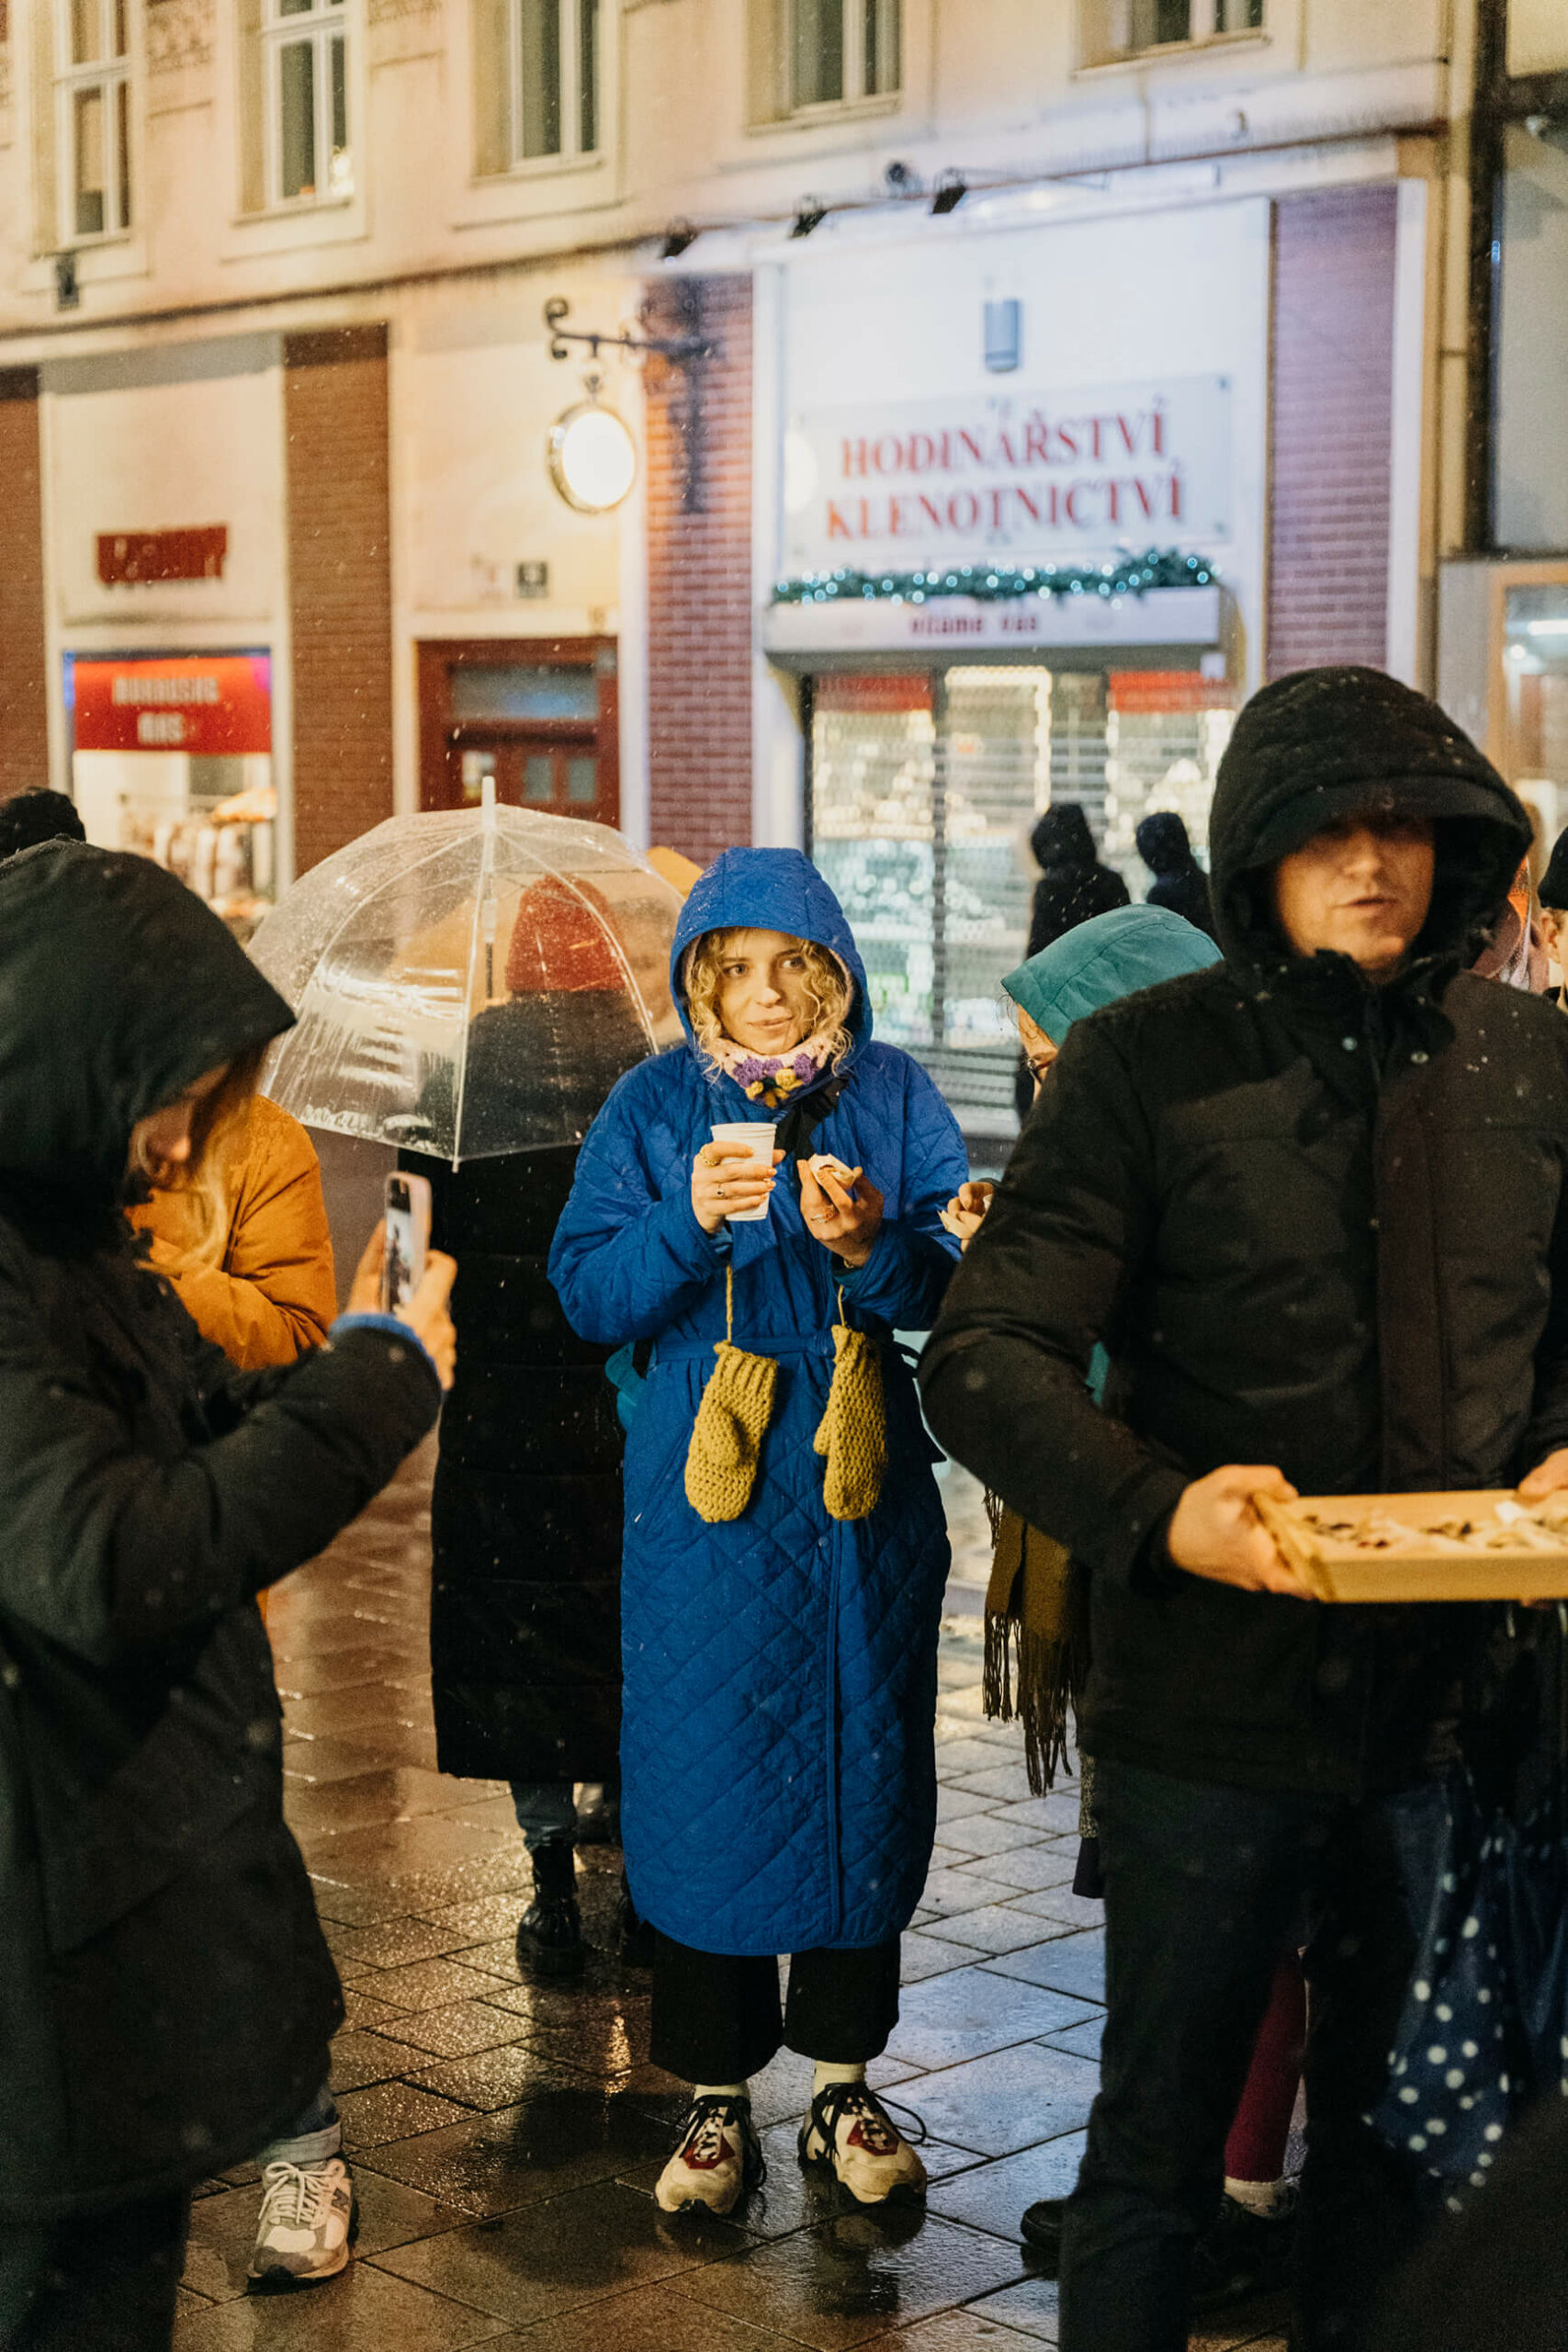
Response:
[262,0,351,206]
[1084,0,1262,63]
[57,0,132,242]
[766,0,900,118]
[509,0,600,163]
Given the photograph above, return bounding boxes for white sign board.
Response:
[783,377,1232,575]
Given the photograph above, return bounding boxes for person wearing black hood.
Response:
[1134,810,1218,942]
[1025,803,1130,959]
[0,842,455,2350]
[921,666,1568,2352]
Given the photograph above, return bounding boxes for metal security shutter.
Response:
[1103,671,1238,894]
[810,673,938,1048]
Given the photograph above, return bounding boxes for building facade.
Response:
[0,0,1546,1116]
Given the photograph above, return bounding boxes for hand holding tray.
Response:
[1252,1489,1568,1602]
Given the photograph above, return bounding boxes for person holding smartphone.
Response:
[0,841,456,2352]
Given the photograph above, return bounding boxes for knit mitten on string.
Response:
[684,1268,779,1523]
[814,1295,886,1521]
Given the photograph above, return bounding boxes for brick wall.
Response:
[644,275,753,863]
[1266,186,1399,680]
[0,369,51,800]
[284,325,394,874]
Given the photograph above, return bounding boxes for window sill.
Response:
[221,192,368,263]
[1074,29,1269,77]
[472,147,604,187]
[746,91,903,135]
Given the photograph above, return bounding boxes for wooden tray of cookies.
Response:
[1253,1490,1568,1602]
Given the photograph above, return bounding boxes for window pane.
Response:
[328,35,351,193]
[117,75,131,228]
[279,40,317,198]
[793,0,844,107]
[114,0,128,54]
[1129,0,1191,43]
[1214,0,1261,25]
[1495,123,1568,551]
[567,755,598,803]
[579,0,599,152]
[517,0,562,159]
[452,665,598,721]
[276,0,315,16]
[71,0,102,64]
[524,753,554,802]
[863,0,899,95]
[73,85,106,235]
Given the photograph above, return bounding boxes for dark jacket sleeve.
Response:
[1520,1151,1568,1474]
[0,1262,441,1666]
[919,1018,1189,1583]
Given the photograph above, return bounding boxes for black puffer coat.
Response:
[1026,803,1131,960]
[0,845,441,2222]
[923,667,1567,1799]
[419,993,644,1784]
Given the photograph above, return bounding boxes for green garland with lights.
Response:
[771,548,1217,606]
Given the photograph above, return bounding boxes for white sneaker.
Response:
[654,2096,764,2215]
[247,2156,356,2289]
[799,2082,928,2207]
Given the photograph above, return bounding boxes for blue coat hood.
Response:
[671,848,872,1066]
[1003,902,1221,1044]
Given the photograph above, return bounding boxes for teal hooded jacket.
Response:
[1002,901,1223,1048]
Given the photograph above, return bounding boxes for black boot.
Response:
[515,1838,583,1973]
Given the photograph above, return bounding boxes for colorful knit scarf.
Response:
[705,1025,839,1110]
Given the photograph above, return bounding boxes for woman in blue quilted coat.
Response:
[549,848,967,2217]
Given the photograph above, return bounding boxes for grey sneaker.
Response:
[247,2155,356,2290]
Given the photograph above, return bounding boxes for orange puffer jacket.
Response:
[129,1094,336,1371]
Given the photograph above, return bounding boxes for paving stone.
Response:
[419,1894,535,1946]
[936,1788,999,1827]
[282,1728,442,1784]
[359,1957,519,2012]
[671,2210,1030,2348]
[933,1812,1051,1861]
[980,1936,1106,2006]
[931,1737,1020,1774]
[919,1867,1021,1917]
[336,2079,475,2148]
[283,1685,434,1741]
[880,2313,1044,2349]
[457,2282,802,2348]
[181,2171,469,2302]
[897,1931,983,1984]
[962,2271,1061,2342]
[329,1917,477,1971]
[271,1646,423,1701]
[171,2254,505,2347]
[927,2132,1087,2237]
[951,1846,1080,1893]
[1001,1889,1107,1932]
[1036,2018,1103,2063]
[406,2044,604,2113]
[360,2091,673,2218]
[372,2176,750,2329]
[293,1813,519,1884]
[918,1910,1075,1959]
[378,2001,536,2061]
[888,1970,1099,2071]
[902,2045,1099,2159]
[330,2029,443,2094]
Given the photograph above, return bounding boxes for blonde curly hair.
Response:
[682,929,854,1072]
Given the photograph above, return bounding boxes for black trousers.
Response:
[649,1930,902,2083]
[0,2192,189,2352]
[1059,1757,1450,2352]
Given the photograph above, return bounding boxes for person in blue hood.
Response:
[549,848,967,2219]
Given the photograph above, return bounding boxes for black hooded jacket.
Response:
[0,844,441,2221]
[922,667,1567,1797]
[1135,812,1217,941]
[1026,803,1131,960]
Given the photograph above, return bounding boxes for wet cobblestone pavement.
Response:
[175,1442,1289,2350]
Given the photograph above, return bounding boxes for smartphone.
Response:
[381,1173,432,1314]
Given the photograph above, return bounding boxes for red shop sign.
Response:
[73,655,272,754]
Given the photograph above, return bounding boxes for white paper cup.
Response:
[710,1121,777,1222]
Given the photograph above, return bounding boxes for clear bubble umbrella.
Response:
[249,787,683,1163]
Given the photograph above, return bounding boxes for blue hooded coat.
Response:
[548,850,968,1955]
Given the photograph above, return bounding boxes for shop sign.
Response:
[73,654,272,754]
[784,378,1231,571]
[764,584,1224,660]
[97,527,229,585]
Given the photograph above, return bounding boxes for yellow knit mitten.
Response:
[813,1311,887,1522]
[684,1269,779,1523]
